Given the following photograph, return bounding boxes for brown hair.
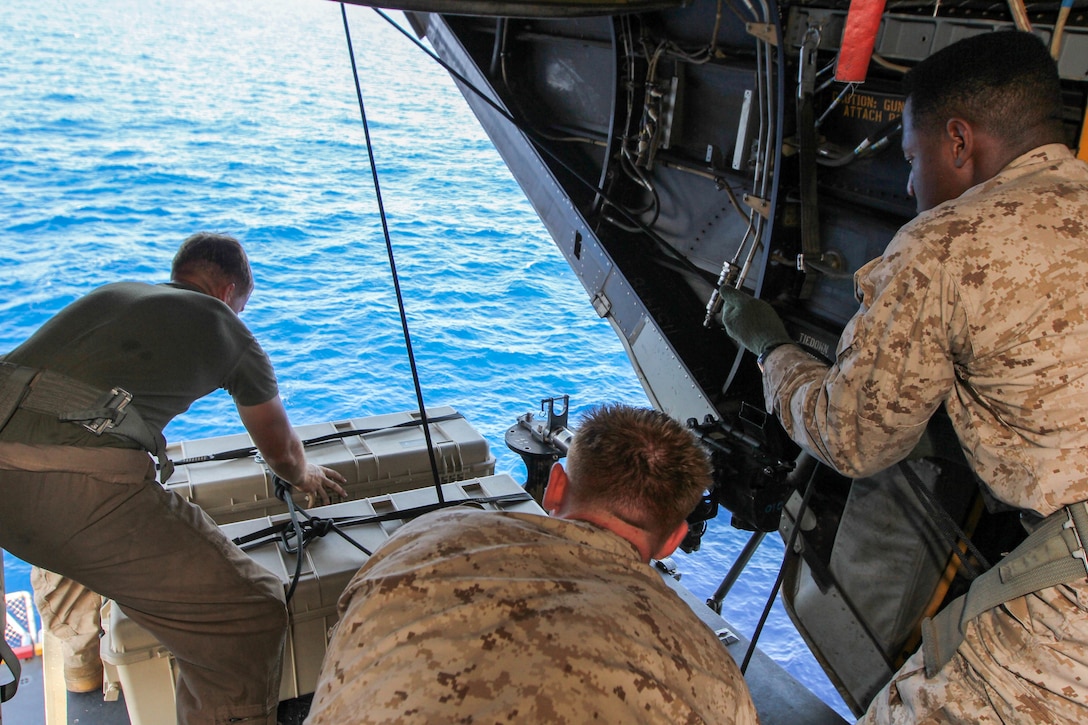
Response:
[565,403,710,537]
[171,232,253,294]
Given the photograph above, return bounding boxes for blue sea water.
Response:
[1,0,848,717]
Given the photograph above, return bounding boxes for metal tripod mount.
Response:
[505,395,573,504]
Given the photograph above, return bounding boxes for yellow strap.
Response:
[1079,99,1088,162]
[921,503,1088,676]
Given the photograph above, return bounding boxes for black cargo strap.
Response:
[0,635,19,703]
[0,362,173,483]
[233,491,534,550]
[921,500,1088,677]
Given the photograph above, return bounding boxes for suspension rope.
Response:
[339,3,444,503]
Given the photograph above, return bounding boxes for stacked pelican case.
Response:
[97,407,539,725]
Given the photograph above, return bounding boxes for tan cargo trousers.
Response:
[0,443,287,725]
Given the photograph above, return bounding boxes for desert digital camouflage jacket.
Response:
[763,144,1088,517]
[305,507,758,724]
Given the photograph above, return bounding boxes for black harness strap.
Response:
[898,460,990,580]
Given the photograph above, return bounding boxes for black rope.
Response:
[273,476,307,604]
[233,491,534,551]
[294,511,374,557]
[256,478,531,604]
[340,3,444,503]
[740,462,819,675]
[271,475,376,603]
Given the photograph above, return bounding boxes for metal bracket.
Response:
[1064,503,1088,578]
[746,22,778,46]
[82,387,133,435]
[591,292,612,318]
[743,194,770,219]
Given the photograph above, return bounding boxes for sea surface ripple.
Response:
[0,0,847,717]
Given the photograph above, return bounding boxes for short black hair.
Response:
[904,31,1063,143]
[172,232,253,293]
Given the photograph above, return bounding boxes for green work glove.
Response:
[718,286,791,357]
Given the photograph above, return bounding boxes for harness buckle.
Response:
[82,387,133,435]
[1063,503,1088,579]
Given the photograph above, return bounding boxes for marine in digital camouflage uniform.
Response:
[720,31,1088,723]
[305,404,758,725]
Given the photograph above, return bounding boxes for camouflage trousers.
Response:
[32,567,104,690]
[860,580,1088,724]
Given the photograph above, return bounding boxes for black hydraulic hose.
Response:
[339,3,445,503]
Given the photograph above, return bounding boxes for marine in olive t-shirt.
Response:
[0,280,278,448]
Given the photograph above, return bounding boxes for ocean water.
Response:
[0,0,848,718]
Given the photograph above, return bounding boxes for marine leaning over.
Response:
[0,232,347,725]
[305,403,759,724]
[718,31,1088,723]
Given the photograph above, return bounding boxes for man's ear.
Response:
[946,117,973,169]
[218,281,237,305]
[652,521,690,560]
[541,463,568,515]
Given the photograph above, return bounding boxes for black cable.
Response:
[740,462,819,674]
[366,7,708,280]
[340,3,444,503]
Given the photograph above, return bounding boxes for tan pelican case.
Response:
[163,406,495,524]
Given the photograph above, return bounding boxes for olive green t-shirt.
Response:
[0,281,278,448]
